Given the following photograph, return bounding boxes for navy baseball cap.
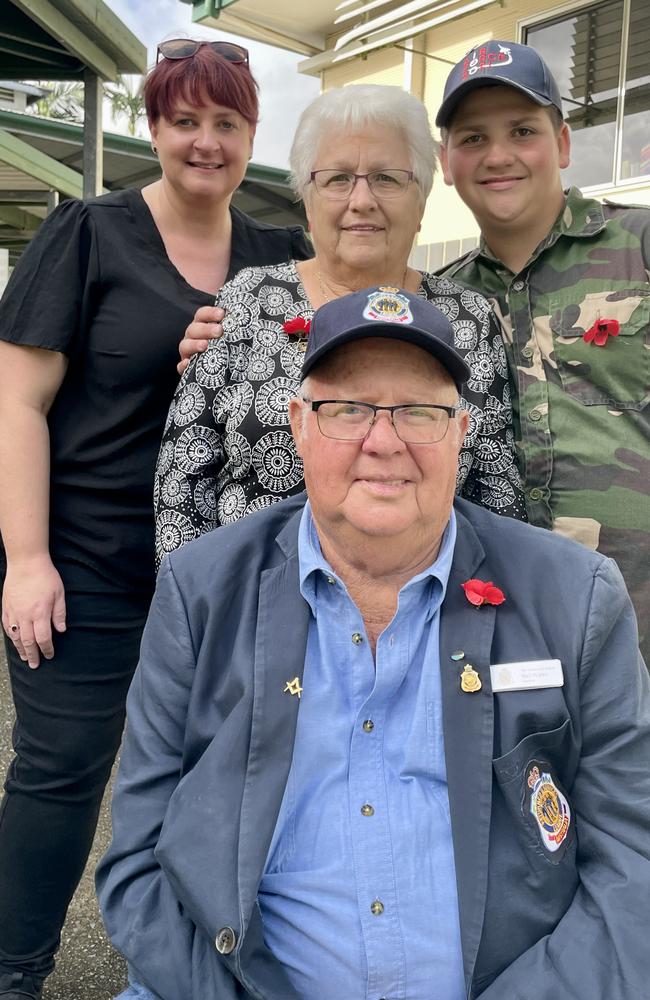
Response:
[301,286,471,390]
[436,40,563,128]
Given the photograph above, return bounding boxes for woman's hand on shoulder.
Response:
[2,554,66,669]
[177,305,225,375]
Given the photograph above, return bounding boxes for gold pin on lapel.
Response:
[284,677,303,699]
[460,664,482,693]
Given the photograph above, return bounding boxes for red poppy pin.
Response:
[583,318,619,347]
[283,317,311,336]
[462,579,506,607]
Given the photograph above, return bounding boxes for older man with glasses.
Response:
[98,288,650,1000]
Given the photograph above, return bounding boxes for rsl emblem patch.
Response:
[363,288,413,325]
[523,760,573,862]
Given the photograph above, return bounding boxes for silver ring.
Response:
[9,624,19,633]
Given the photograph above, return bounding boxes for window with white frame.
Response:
[524,0,650,189]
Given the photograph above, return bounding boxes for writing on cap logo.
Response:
[463,43,512,80]
[362,288,413,325]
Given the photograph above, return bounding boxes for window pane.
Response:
[526,0,624,188]
[621,0,650,179]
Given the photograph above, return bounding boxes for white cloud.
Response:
[107,0,320,167]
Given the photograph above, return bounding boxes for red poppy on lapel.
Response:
[462,579,506,607]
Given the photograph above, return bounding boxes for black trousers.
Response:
[0,589,149,978]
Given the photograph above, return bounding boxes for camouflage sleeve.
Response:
[153,339,228,569]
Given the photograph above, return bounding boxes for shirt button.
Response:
[352,632,364,645]
[512,279,525,291]
[363,719,374,732]
[529,487,544,501]
[528,408,542,422]
[370,899,385,916]
[522,345,534,359]
[215,926,237,954]
[360,804,375,816]
[326,576,335,585]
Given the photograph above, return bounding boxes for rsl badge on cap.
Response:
[523,761,573,862]
[362,288,414,325]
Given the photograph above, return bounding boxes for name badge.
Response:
[490,659,563,693]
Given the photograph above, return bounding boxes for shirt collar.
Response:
[471,186,607,272]
[298,499,457,621]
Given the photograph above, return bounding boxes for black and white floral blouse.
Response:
[154,261,525,565]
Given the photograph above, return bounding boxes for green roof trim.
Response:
[191,0,241,24]
[0,108,152,155]
[0,109,296,189]
[0,127,84,197]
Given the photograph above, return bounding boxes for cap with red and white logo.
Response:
[435,40,563,128]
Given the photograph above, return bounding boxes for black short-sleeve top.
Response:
[0,189,312,593]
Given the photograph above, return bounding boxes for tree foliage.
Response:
[32,81,84,122]
[27,75,146,136]
[104,75,147,136]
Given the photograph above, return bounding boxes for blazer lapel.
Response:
[237,524,311,932]
[440,509,496,992]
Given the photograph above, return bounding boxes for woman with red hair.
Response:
[0,40,311,1000]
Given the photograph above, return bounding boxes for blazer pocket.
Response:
[550,289,649,409]
[493,719,577,869]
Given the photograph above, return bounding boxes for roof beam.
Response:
[10,0,118,78]
[0,188,53,202]
[0,127,84,197]
[54,0,146,73]
[0,202,42,232]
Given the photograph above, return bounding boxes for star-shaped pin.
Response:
[284,677,302,698]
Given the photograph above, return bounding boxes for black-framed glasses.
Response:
[156,39,249,67]
[305,399,457,444]
[309,169,414,200]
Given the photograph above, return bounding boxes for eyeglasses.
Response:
[309,169,414,200]
[305,399,457,444]
[156,39,249,67]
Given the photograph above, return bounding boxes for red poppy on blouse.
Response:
[583,318,620,347]
[283,317,311,336]
[462,578,506,607]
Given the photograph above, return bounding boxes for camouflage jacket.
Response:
[443,187,649,664]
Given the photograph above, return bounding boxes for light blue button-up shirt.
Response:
[258,502,465,1000]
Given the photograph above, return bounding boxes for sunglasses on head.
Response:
[156,39,249,67]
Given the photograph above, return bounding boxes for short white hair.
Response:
[289,85,438,204]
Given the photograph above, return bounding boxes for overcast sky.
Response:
[107,0,320,168]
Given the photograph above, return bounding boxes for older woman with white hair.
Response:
[152,84,525,566]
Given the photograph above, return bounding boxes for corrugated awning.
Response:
[299,0,501,74]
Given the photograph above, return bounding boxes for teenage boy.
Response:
[437,39,649,664]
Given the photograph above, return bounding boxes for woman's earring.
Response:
[151,144,158,157]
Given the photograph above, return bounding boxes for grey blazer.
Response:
[97,495,650,1000]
